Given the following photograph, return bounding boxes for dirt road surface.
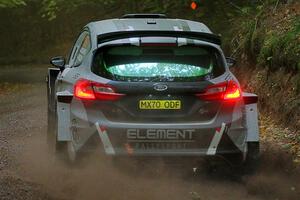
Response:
[0,66,299,200]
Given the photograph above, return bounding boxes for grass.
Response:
[230,2,299,69]
[228,1,300,92]
[258,17,300,72]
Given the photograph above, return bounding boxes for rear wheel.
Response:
[230,142,260,175]
[244,142,260,173]
[47,103,62,153]
[211,142,260,176]
[47,75,64,154]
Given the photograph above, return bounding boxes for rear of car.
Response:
[71,41,246,158]
[48,16,259,168]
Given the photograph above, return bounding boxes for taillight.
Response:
[196,80,241,101]
[74,79,124,101]
[223,80,241,100]
[74,79,96,100]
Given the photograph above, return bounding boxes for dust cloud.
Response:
[1,67,299,200]
[16,129,300,200]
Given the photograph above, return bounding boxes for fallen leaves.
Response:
[260,115,300,165]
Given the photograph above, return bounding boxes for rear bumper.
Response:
[71,120,246,157]
[69,99,247,157]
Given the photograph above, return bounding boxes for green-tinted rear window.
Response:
[93,45,224,82]
[106,63,212,78]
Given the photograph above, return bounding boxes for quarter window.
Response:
[74,34,91,66]
[68,31,91,67]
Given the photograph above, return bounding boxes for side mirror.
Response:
[226,57,237,67]
[50,56,65,70]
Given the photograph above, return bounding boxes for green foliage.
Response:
[0,0,297,70]
[258,17,300,71]
[40,0,118,20]
[0,0,26,8]
[41,0,59,20]
[230,0,299,74]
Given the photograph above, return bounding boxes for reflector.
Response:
[190,1,198,10]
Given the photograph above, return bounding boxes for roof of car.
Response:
[88,18,212,36]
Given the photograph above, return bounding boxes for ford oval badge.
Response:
[153,84,168,91]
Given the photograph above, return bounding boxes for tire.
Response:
[244,141,260,173]
[215,142,260,176]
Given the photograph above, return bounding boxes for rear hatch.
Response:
[91,44,225,123]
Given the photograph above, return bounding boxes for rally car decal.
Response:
[95,122,115,155]
[207,123,226,155]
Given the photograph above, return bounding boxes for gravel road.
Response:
[0,66,299,200]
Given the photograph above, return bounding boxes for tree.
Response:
[0,0,26,8]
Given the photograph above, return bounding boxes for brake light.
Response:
[74,79,96,100]
[196,80,241,101]
[224,80,241,100]
[74,79,124,101]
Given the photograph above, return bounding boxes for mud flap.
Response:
[243,93,259,142]
[57,91,73,141]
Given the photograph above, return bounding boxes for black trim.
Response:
[107,80,212,94]
[243,96,258,105]
[121,14,167,19]
[57,95,73,103]
[97,30,221,45]
[217,127,242,155]
[47,68,60,113]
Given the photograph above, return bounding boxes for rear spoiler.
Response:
[97,30,221,46]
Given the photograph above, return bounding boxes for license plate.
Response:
[139,100,181,110]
